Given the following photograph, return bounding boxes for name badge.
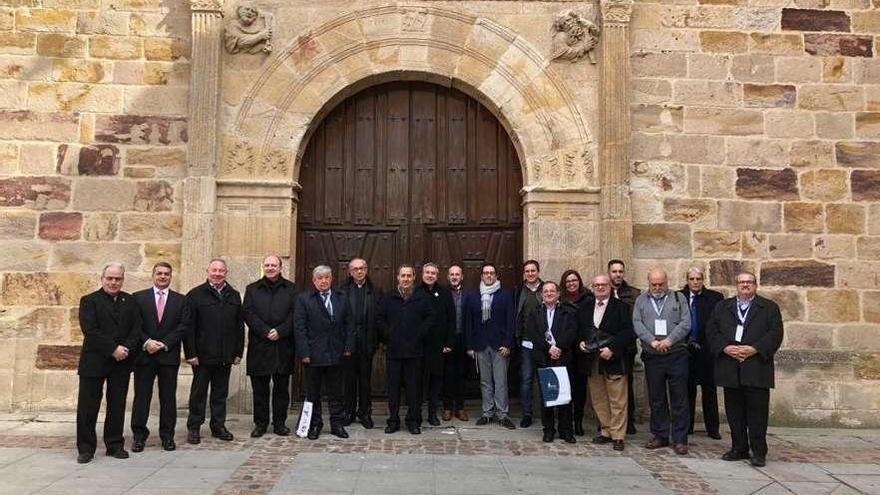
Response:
[735,324,744,343]
[521,340,534,350]
[654,319,668,337]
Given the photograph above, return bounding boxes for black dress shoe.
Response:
[408,425,422,435]
[251,425,267,438]
[750,455,766,467]
[592,435,613,444]
[574,422,585,437]
[499,417,516,430]
[331,426,349,439]
[361,416,375,429]
[307,427,320,440]
[211,427,234,441]
[342,414,353,427]
[132,439,145,453]
[476,416,490,425]
[613,440,625,451]
[708,431,722,440]
[562,434,576,444]
[721,450,750,461]
[427,414,440,426]
[520,415,532,428]
[76,453,93,464]
[187,429,201,445]
[162,439,176,451]
[626,424,637,435]
[273,425,291,436]
[384,424,399,434]
[542,431,554,443]
[105,449,129,459]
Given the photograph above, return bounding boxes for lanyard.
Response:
[650,295,668,317]
[737,302,750,325]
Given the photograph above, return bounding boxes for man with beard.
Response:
[339,257,382,429]
[415,262,455,426]
[608,259,641,435]
[442,264,471,421]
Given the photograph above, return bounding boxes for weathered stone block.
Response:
[728,138,790,167]
[15,9,76,33]
[827,203,866,234]
[19,143,56,175]
[761,260,835,287]
[663,198,716,227]
[784,202,825,233]
[709,259,757,286]
[0,211,36,239]
[837,261,880,289]
[742,232,769,257]
[760,288,805,321]
[686,53,730,80]
[56,144,120,175]
[0,240,48,271]
[673,80,741,107]
[123,167,155,178]
[701,166,736,199]
[871,204,880,235]
[144,242,180,271]
[1,271,94,305]
[852,11,880,33]
[807,289,860,322]
[799,85,864,111]
[134,180,173,212]
[633,223,692,258]
[782,323,833,350]
[631,160,688,195]
[852,170,880,200]
[766,111,814,139]
[76,11,128,35]
[769,234,813,258]
[693,230,741,256]
[631,51,687,78]
[50,241,141,271]
[801,169,848,201]
[0,32,36,55]
[700,30,748,53]
[71,178,136,211]
[35,33,85,57]
[855,113,880,138]
[804,34,873,57]
[718,200,782,232]
[0,176,70,209]
[28,81,122,112]
[35,345,78,370]
[864,291,880,323]
[790,140,835,168]
[88,35,141,60]
[125,147,186,168]
[82,212,117,241]
[684,107,763,135]
[743,84,796,108]
[52,59,108,83]
[777,56,822,83]
[119,213,181,240]
[143,37,187,61]
[736,168,799,200]
[731,54,775,83]
[0,110,78,141]
[38,211,81,240]
[857,236,880,260]
[814,235,855,259]
[816,112,854,139]
[782,8,850,32]
[122,86,187,116]
[837,327,880,353]
[858,59,880,85]
[632,104,683,133]
[94,115,187,145]
[632,79,672,105]
[749,33,804,55]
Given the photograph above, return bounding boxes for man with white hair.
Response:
[76,262,142,464]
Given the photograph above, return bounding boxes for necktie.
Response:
[689,294,698,341]
[322,292,333,317]
[597,300,604,307]
[157,290,165,322]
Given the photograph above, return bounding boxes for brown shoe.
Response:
[673,443,689,455]
[644,437,670,449]
[455,410,469,421]
[442,410,453,421]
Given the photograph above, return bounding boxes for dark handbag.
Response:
[585,333,614,353]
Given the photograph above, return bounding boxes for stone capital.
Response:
[600,0,633,27]
[191,0,223,13]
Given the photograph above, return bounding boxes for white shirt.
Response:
[594,298,608,329]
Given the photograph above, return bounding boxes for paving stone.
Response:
[834,475,880,494]
[682,458,772,480]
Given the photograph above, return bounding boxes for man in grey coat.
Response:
[632,268,691,455]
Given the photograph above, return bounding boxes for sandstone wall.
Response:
[0,0,190,410]
[628,1,880,426]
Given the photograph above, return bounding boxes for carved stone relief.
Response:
[528,147,595,189]
[221,138,290,178]
[224,3,274,54]
[550,10,601,64]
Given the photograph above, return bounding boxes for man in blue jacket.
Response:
[465,262,516,429]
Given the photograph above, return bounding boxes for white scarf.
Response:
[479,281,501,322]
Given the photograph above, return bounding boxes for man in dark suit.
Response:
[708,271,783,467]
[378,264,435,435]
[294,264,354,440]
[184,258,245,444]
[130,262,188,453]
[464,262,516,429]
[579,274,634,451]
[680,267,724,440]
[442,264,471,421]
[339,257,382,429]
[243,254,297,438]
[415,262,455,427]
[608,259,641,435]
[76,262,142,464]
[527,281,578,444]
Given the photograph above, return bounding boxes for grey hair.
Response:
[312,265,332,277]
[686,267,704,278]
[422,262,439,272]
[348,257,367,269]
[208,258,227,268]
[102,262,125,277]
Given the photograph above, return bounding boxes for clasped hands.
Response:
[112,345,129,361]
[650,338,673,353]
[724,344,757,362]
[143,338,166,354]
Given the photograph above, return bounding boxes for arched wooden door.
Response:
[295,81,523,396]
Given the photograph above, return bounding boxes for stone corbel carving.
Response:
[224,3,274,54]
[550,10,601,64]
[601,0,634,27]
[191,0,222,12]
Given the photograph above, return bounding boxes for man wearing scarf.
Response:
[464,262,517,429]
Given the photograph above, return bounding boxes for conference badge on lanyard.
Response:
[652,295,668,337]
[735,303,749,342]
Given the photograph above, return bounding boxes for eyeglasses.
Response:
[482,271,496,276]
[592,283,609,287]
[565,279,579,284]
[736,280,755,285]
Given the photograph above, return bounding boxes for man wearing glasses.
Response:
[707,272,783,467]
[464,262,516,429]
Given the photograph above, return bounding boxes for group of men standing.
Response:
[75,255,783,469]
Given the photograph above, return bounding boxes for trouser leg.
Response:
[187,365,210,429]
[357,352,374,418]
[131,363,156,441]
[404,358,422,428]
[644,355,670,440]
[251,374,271,427]
[76,376,104,455]
[342,353,358,418]
[156,365,179,440]
[271,373,291,427]
[744,386,770,457]
[588,363,611,438]
[325,366,345,429]
[305,366,324,429]
[606,374,629,440]
[626,350,636,431]
[702,383,720,434]
[519,347,534,417]
[386,359,402,426]
[103,366,130,452]
[208,364,231,432]
[491,349,509,418]
[724,387,749,454]
[476,348,495,418]
[667,351,690,444]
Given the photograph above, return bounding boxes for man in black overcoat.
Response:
[415,262,455,426]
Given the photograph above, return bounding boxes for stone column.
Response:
[598,0,634,265]
[181,0,223,290]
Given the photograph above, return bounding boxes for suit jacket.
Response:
[464,288,515,352]
[243,276,297,376]
[614,281,641,354]
[183,281,245,366]
[707,294,784,389]
[415,283,455,373]
[78,289,142,377]
[578,297,634,376]
[293,288,354,366]
[679,286,724,348]
[526,302,578,367]
[339,276,383,356]
[133,287,188,366]
[378,288,435,360]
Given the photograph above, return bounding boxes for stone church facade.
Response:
[0,0,877,426]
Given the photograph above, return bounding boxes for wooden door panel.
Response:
[385,87,409,226]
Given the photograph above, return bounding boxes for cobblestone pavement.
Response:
[0,411,878,494]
